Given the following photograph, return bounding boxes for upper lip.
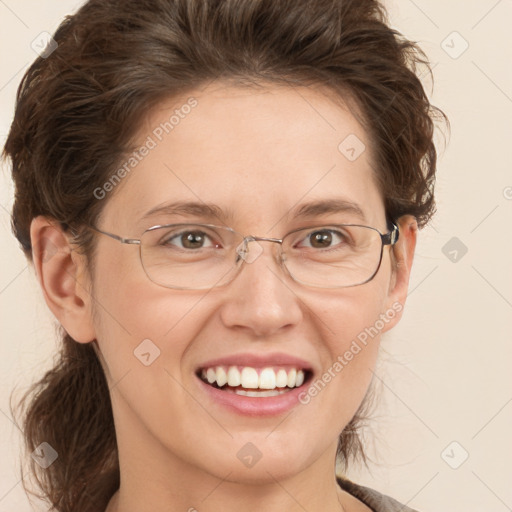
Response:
[196,352,313,372]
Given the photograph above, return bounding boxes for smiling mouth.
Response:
[196,365,312,397]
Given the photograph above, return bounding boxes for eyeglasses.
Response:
[85,221,399,290]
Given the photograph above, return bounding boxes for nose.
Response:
[219,238,303,337]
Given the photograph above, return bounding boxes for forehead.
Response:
[101,81,385,232]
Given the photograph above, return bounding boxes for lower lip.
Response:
[195,375,310,417]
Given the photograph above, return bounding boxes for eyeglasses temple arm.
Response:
[88,225,141,245]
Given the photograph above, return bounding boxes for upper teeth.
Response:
[201,366,306,389]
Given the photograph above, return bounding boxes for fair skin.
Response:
[30,82,417,512]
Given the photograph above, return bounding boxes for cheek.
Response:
[315,274,391,354]
[304,277,392,412]
[90,247,210,381]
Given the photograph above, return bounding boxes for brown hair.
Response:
[3,0,448,510]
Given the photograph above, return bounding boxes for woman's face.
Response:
[73,82,413,484]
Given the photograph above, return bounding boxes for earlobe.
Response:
[30,216,96,343]
[381,215,418,331]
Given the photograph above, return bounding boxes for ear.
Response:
[380,214,418,333]
[30,216,96,343]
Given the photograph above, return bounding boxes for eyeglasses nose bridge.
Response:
[236,235,284,264]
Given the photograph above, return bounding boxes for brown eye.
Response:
[298,229,349,250]
[161,229,219,250]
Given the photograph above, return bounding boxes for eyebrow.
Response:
[293,198,366,222]
[138,198,366,225]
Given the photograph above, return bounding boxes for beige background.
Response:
[1,1,511,511]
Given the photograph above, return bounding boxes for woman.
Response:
[4,0,448,511]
